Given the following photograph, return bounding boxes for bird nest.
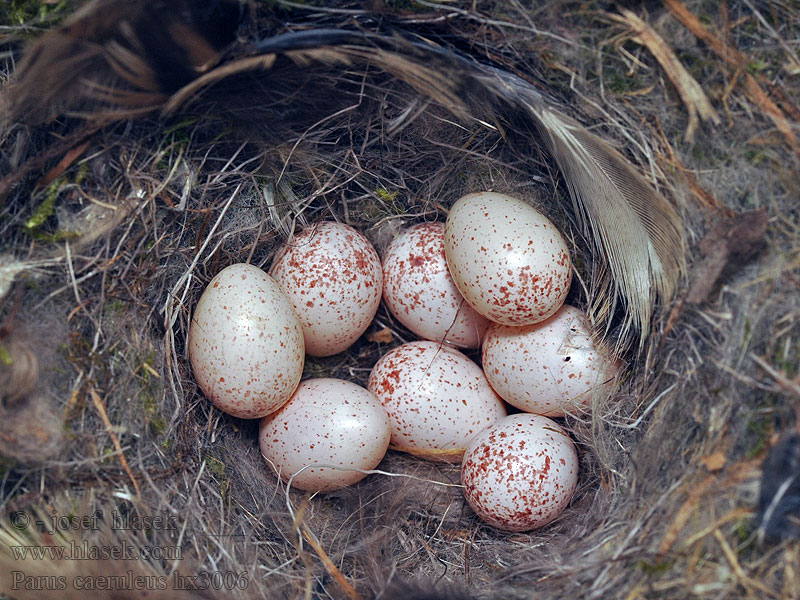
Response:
[0,2,798,599]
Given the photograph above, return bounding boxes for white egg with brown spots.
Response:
[444,191,572,326]
[461,414,578,532]
[382,222,490,349]
[259,378,391,491]
[482,304,619,416]
[367,341,507,461]
[188,263,305,419]
[270,221,382,357]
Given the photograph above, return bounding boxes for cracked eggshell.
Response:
[367,341,507,461]
[444,192,572,326]
[482,304,619,417]
[461,414,578,532]
[382,222,490,349]
[270,221,382,357]
[259,378,391,491]
[188,263,305,419]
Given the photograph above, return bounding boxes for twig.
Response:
[750,353,800,398]
[89,386,141,498]
[663,0,800,154]
[610,9,719,142]
[301,525,363,600]
[714,529,780,598]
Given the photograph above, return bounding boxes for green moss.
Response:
[141,391,167,436]
[355,188,410,222]
[746,408,772,458]
[680,53,714,81]
[733,518,752,546]
[100,446,117,465]
[149,416,167,436]
[73,162,89,186]
[137,349,167,436]
[29,230,81,243]
[0,456,16,479]
[1,0,74,27]
[746,60,769,75]
[24,178,81,242]
[0,342,13,366]
[376,188,399,203]
[637,558,673,574]
[62,419,76,439]
[303,357,328,379]
[205,455,229,498]
[104,299,127,318]
[604,70,638,95]
[25,179,62,231]
[205,455,226,478]
[25,279,43,294]
[743,148,768,166]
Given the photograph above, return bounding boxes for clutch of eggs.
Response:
[185,191,618,534]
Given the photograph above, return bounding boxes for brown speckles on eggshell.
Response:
[461,414,578,532]
[382,222,489,349]
[444,192,572,327]
[367,341,506,462]
[187,263,305,419]
[269,221,382,357]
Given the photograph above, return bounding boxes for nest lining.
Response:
[0,2,798,599]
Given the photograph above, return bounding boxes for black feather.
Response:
[756,432,800,543]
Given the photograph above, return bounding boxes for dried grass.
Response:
[0,1,798,599]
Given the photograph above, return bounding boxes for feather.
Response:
[465,65,684,344]
[1,0,243,125]
[524,101,684,342]
[755,432,800,543]
[2,15,685,348]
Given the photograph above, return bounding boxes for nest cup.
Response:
[0,2,799,599]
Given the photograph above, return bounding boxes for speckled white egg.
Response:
[259,378,391,491]
[482,304,619,417]
[461,414,578,532]
[188,263,305,419]
[367,341,507,461]
[270,221,383,357]
[444,192,572,326]
[382,222,490,349]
